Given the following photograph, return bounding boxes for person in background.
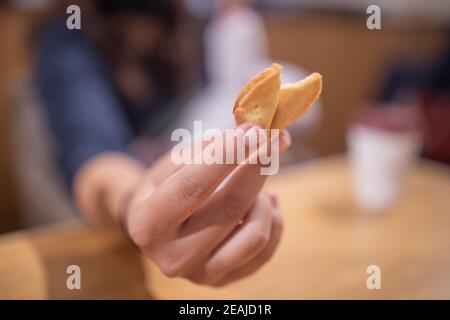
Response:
[35,0,291,286]
[177,0,321,162]
[379,40,450,164]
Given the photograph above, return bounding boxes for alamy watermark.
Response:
[366,5,381,30]
[66,5,81,30]
[66,265,81,290]
[66,4,380,31]
[366,265,381,290]
[171,121,280,175]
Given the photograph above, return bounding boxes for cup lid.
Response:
[351,104,422,133]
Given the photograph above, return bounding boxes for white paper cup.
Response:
[347,108,422,212]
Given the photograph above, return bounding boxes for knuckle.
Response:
[179,177,207,199]
[157,248,187,278]
[160,263,182,278]
[201,259,229,284]
[248,228,270,251]
[127,205,165,250]
[273,214,284,232]
[208,257,227,276]
[186,271,208,285]
[128,222,158,250]
[223,197,247,222]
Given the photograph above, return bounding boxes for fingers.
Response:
[146,124,290,187]
[144,137,216,187]
[211,205,283,286]
[202,192,274,282]
[127,124,255,247]
[177,130,290,250]
[74,152,146,225]
[145,151,184,187]
[127,125,290,283]
[146,133,232,186]
[178,159,268,252]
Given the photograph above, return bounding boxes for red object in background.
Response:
[422,91,450,164]
[353,103,422,133]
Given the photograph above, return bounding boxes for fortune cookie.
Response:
[233,64,322,130]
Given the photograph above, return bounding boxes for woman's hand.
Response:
[124,124,291,286]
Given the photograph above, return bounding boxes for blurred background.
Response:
[0,0,449,299]
[0,0,450,298]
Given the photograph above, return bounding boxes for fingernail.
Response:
[279,130,291,152]
[237,122,255,131]
[269,128,281,142]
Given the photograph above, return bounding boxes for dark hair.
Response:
[95,0,177,29]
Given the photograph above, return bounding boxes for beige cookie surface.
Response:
[233,63,282,129]
[233,64,322,130]
[270,72,323,129]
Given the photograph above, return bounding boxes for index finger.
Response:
[127,123,257,240]
[146,123,254,186]
[176,129,291,251]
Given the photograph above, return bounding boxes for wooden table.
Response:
[1,156,449,299]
